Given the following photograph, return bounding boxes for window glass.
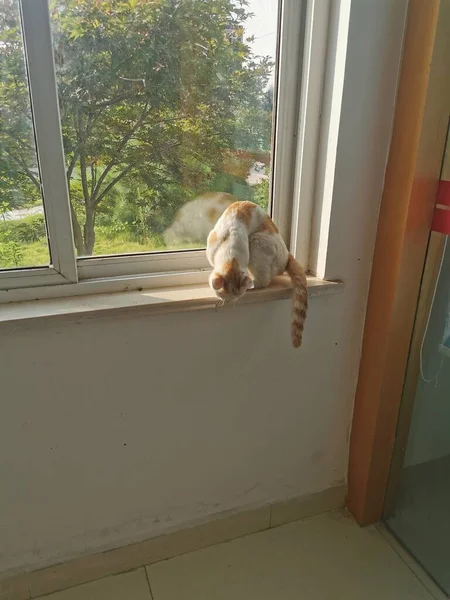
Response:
[0,0,50,269]
[50,0,279,257]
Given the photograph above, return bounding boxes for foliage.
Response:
[0,227,178,268]
[0,240,23,267]
[252,170,269,211]
[0,214,47,243]
[0,0,274,258]
[0,0,43,210]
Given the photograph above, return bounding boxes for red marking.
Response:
[436,180,450,207]
[431,180,450,234]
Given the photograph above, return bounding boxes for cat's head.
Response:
[209,259,254,304]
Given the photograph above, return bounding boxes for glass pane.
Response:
[384,130,450,596]
[51,0,279,257]
[0,0,50,269]
[385,241,450,595]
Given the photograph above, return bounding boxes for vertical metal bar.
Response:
[20,0,77,282]
[290,0,331,269]
[271,0,305,249]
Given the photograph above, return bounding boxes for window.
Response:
[0,0,323,299]
[0,0,49,268]
[52,0,278,259]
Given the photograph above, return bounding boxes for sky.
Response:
[245,0,279,61]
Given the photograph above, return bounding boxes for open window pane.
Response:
[0,0,50,269]
[50,0,279,258]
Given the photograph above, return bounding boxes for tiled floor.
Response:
[386,456,450,595]
[37,510,445,600]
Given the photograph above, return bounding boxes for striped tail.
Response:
[286,254,308,348]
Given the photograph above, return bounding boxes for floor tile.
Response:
[147,510,434,600]
[28,506,269,598]
[385,456,450,596]
[377,524,448,600]
[0,574,30,600]
[36,568,151,600]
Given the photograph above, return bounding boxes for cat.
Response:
[206,201,308,348]
[163,192,236,247]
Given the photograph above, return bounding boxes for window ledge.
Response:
[0,275,343,330]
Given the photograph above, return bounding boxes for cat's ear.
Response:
[211,274,224,290]
[242,275,254,290]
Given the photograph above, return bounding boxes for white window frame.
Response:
[0,0,77,290]
[0,0,329,302]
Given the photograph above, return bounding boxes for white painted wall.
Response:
[0,0,408,578]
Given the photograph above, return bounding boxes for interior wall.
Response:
[0,0,407,578]
[1,295,349,575]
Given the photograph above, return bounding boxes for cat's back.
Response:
[180,192,235,219]
[163,192,236,246]
[216,201,267,235]
[207,201,268,266]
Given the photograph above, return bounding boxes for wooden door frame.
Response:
[346,0,450,526]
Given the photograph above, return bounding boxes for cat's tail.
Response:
[286,254,308,348]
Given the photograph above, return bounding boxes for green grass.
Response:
[21,240,50,267]
[90,231,201,256]
[0,229,203,270]
[92,233,166,256]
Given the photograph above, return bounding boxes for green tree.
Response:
[1,0,274,255]
[0,0,43,210]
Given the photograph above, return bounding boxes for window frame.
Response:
[0,0,77,290]
[0,0,328,301]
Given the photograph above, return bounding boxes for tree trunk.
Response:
[84,206,96,256]
[70,203,86,256]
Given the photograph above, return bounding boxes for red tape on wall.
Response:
[432,180,450,234]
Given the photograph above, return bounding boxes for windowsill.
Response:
[0,275,343,330]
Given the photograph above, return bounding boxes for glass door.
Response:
[384,129,450,595]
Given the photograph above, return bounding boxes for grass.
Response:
[0,229,203,270]
[21,240,50,267]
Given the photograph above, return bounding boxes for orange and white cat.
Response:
[163,192,235,247]
[207,201,308,347]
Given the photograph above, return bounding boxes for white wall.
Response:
[0,0,407,578]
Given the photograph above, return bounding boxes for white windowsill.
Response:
[0,275,343,330]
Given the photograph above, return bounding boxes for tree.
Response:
[1,0,274,255]
[0,0,43,210]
